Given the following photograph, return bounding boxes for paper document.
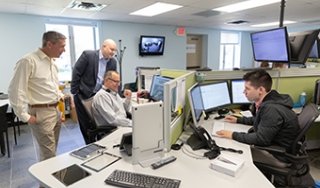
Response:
[212,121,225,137]
[240,110,253,117]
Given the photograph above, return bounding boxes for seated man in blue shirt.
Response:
[92,71,132,127]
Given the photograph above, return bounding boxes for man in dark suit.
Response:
[71,39,118,144]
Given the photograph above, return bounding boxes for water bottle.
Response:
[299,92,307,107]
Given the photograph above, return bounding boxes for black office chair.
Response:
[6,109,20,145]
[253,103,320,187]
[80,97,117,143]
[0,104,10,157]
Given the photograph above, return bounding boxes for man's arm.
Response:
[71,51,89,95]
[92,92,131,127]
[8,58,32,122]
[123,89,132,113]
[232,107,282,146]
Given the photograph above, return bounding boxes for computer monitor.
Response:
[149,75,172,101]
[289,29,320,64]
[251,27,290,63]
[230,79,250,104]
[309,39,320,58]
[200,81,231,113]
[187,83,204,127]
[314,79,320,106]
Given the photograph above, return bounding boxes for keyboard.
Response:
[105,169,181,188]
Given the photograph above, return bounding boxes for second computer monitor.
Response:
[149,75,172,101]
[230,79,250,104]
[188,83,203,127]
[200,81,231,112]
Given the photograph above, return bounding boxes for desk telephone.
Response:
[187,127,243,159]
[187,127,220,159]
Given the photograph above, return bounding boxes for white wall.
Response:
[0,12,256,92]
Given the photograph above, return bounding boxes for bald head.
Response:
[101,39,117,58]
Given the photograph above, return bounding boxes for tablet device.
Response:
[70,143,106,160]
[52,164,91,186]
[82,152,121,172]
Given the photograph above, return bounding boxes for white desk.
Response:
[29,122,274,188]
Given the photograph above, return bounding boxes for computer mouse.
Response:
[218,108,229,115]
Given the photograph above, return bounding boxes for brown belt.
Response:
[29,102,58,108]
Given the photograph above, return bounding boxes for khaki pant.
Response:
[29,106,61,161]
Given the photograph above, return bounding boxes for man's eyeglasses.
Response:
[108,78,121,84]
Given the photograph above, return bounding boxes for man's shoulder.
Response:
[82,50,98,56]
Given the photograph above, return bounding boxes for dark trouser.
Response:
[73,94,92,144]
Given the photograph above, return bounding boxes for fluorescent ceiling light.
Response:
[213,0,280,13]
[251,21,296,27]
[130,2,182,17]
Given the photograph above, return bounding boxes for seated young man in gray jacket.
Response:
[216,69,299,165]
[92,71,132,127]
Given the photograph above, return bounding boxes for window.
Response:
[45,23,99,81]
[219,32,241,70]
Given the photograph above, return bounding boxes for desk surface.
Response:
[0,99,11,113]
[29,121,274,188]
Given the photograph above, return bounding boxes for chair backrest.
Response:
[80,97,96,128]
[0,104,9,131]
[292,103,320,154]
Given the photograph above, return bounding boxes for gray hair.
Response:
[42,31,66,47]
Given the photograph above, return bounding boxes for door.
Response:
[187,35,202,70]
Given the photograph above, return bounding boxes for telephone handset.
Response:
[187,126,220,151]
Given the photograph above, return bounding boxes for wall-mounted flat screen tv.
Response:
[251,27,290,63]
[139,35,165,56]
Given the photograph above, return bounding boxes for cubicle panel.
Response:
[163,71,196,151]
[277,77,320,103]
[202,70,280,81]
[160,69,192,78]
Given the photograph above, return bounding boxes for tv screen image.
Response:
[251,27,290,63]
[139,35,165,56]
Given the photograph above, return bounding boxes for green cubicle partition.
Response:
[161,69,196,150]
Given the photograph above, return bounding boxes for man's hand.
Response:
[123,89,132,99]
[216,130,233,139]
[224,115,237,123]
[28,115,37,124]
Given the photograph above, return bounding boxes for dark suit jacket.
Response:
[71,50,117,99]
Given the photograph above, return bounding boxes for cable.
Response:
[181,145,206,160]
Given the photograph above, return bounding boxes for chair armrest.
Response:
[253,145,309,164]
[284,152,309,162]
[253,145,286,154]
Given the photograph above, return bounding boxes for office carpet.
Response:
[0,120,85,188]
[0,121,320,188]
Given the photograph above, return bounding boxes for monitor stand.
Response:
[186,133,207,150]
